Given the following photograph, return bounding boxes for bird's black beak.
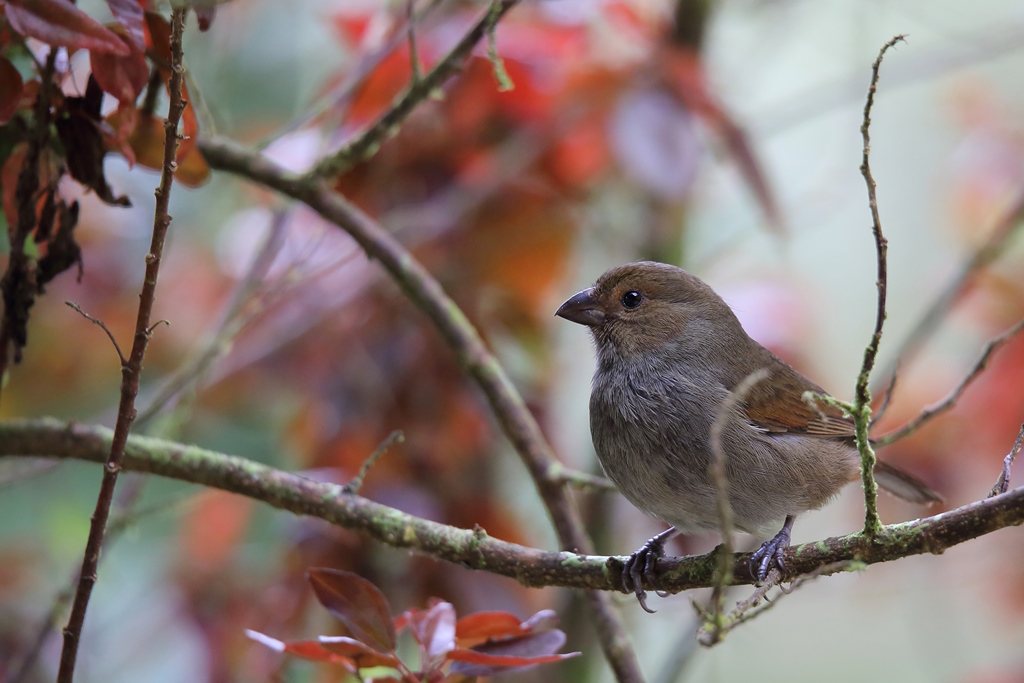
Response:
[555,287,604,327]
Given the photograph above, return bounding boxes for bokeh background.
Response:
[2,0,1024,681]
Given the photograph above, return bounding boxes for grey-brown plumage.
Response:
[556,261,940,611]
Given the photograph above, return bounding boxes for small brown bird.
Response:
[556,261,940,611]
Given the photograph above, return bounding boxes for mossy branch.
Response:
[2,417,1022,595]
[57,11,189,683]
[853,34,905,536]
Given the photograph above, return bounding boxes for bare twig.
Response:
[485,0,514,91]
[990,423,1024,498]
[310,0,520,178]
[697,561,863,646]
[146,319,170,336]
[65,302,127,365]
[869,362,899,428]
[343,430,404,494]
[3,418,1023,596]
[875,317,1024,446]
[198,135,645,683]
[407,0,422,83]
[853,34,905,537]
[56,11,189,682]
[703,369,769,641]
[548,465,617,493]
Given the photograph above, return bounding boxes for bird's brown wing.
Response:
[736,364,855,438]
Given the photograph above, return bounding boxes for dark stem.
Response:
[55,10,189,682]
[65,302,127,365]
[344,430,404,493]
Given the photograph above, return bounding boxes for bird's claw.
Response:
[749,516,794,583]
[621,529,674,613]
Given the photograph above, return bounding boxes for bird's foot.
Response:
[621,527,677,613]
[749,515,795,583]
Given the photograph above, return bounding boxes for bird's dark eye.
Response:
[621,290,643,309]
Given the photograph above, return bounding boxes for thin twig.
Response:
[869,362,899,428]
[3,418,1023,595]
[56,10,189,683]
[703,369,769,641]
[407,0,422,83]
[198,135,645,683]
[990,423,1024,498]
[65,302,127,365]
[310,0,520,178]
[484,0,514,91]
[344,430,404,494]
[146,319,170,336]
[875,317,1024,446]
[547,465,617,493]
[853,34,905,537]
[697,561,863,646]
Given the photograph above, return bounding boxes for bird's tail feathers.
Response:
[874,460,943,505]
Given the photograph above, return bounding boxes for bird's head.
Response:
[555,261,744,362]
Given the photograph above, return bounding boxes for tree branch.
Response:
[853,34,904,536]
[56,10,189,683]
[1,417,1022,594]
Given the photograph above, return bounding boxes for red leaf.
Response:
[454,609,557,646]
[318,636,401,669]
[448,630,579,677]
[404,601,456,666]
[174,143,210,188]
[144,11,171,66]
[0,56,24,124]
[454,611,524,642]
[307,568,396,654]
[106,108,209,187]
[244,630,359,672]
[105,0,144,50]
[5,0,130,55]
[90,30,148,105]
